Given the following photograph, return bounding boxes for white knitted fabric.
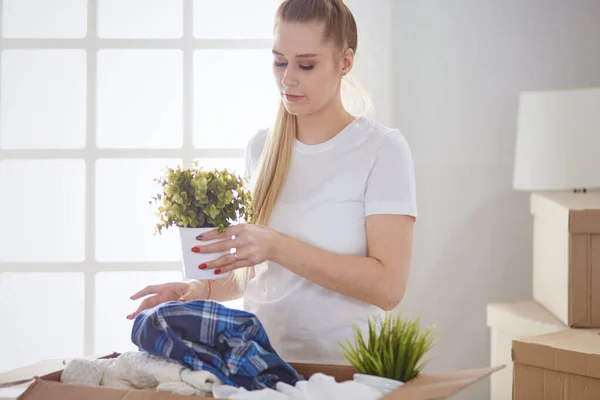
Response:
[60,358,116,387]
[60,352,221,396]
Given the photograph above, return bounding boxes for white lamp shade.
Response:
[513,87,600,191]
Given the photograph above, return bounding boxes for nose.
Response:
[280,67,299,89]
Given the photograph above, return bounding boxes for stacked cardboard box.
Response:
[486,301,566,400]
[512,329,600,399]
[487,191,600,399]
[530,192,600,328]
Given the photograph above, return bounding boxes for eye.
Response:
[299,65,314,71]
[273,61,287,68]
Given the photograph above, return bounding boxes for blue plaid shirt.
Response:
[131,300,303,390]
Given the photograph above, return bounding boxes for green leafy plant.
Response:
[149,161,254,235]
[339,311,436,382]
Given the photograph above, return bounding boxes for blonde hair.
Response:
[232,0,372,289]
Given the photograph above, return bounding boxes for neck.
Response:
[295,97,355,145]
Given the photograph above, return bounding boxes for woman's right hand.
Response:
[126,280,205,320]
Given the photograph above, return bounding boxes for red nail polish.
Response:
[191,247,200,253]
[214,269,222,275]
[199,264,207,269]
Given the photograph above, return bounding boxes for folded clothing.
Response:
[212,372,382,400]
[132,300,303,391]
[60,351,221,396]
[60,358,115,387]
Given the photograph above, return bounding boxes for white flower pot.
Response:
[353,374,404,396]
[178,226,230,280]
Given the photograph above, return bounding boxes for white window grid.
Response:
[0,0,271,358]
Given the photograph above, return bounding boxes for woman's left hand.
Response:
[192,224,279,275]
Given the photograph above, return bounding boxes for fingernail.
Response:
[191,247,200,253]
[214,269,222,275]
[196,234,203,240]
[199,264,207,270]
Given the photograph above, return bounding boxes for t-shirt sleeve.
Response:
[365,129,417,218]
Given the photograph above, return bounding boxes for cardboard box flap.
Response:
[290,363,504,399]
[380,366,504,400]
[486,301,566,336]
[19,379,196,400]
[531,192,600,233]
[512,330,600,379]
[0,353,114,387]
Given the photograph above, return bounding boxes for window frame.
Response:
[0,0,269,362]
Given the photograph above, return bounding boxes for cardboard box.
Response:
[512,329,600,399]
[0,352,504,400]
[531,191,600,328]
[486,301,569,400]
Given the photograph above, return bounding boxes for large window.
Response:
[0,0,280,373]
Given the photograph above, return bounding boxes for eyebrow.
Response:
[272,50,319,58]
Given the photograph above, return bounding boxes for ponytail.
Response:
[231,102,296,289]
[251,103,296,226]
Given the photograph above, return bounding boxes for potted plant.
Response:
[149,161,253,280]
[339,311,436,395]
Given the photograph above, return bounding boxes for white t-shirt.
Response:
[242,116,417,365]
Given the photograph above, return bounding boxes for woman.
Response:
[128,0,417,365]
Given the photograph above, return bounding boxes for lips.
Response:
[282,93,305,102]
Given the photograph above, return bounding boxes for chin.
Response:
[282,105,304,116]
[282,103,317,117]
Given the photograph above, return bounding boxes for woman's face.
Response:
[272,20,351,117]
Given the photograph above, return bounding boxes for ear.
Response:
[341,48,355,76]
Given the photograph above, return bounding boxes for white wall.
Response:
[344,0,393,126]
[391,1,600,399]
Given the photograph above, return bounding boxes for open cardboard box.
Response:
[7,352,504,400]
